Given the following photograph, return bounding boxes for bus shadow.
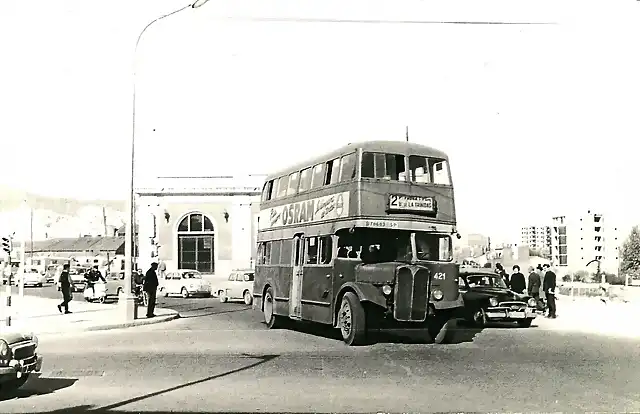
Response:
[283,320,484,345]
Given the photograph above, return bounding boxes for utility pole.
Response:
[405,126,409,142]
[2,234,14,327]
[103,206,111,276]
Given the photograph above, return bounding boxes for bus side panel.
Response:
[300,265,333,324]
[331,259,359,319]
[273,265,292,316]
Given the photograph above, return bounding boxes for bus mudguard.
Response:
[337,282,387,309]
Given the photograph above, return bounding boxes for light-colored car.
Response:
[218,269,254,305]
[0,331,43,393]
[15,268,47,287]
[158,269,212,299]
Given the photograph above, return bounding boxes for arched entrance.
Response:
[176,212,215,273]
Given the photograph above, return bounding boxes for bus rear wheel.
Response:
[338,292,367,346]
[263,287,285,329]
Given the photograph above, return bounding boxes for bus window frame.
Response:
[298,167,312,193]
[286,172,300,196]
[361,151,407,181]
[310,163,326,190]
[338,152,357,182]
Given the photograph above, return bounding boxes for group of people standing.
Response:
[494,262,557,319]
[56,262,160,318]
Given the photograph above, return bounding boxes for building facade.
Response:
[520,225,551,254]
[135,176,264,278]
[550,210,621,275]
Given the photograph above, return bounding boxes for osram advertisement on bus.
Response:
[260,192,351,230]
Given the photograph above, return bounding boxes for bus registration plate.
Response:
[364,220,399,229]
[388,194,435,213]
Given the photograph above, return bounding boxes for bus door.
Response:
[289,235,305,319]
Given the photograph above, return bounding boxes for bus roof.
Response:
[265,140,450,183]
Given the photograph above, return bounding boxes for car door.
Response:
[164,272,175,294]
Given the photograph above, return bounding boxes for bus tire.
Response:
[338,292,367,346]
[263,287,285,329]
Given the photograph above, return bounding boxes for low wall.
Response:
[558,283,640,302]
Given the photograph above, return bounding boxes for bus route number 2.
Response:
[433,272,446,280]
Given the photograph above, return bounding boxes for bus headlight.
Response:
[489,297,499,307]
[432,289,444,300]
[527,298,537,307]
[382,285,392,296]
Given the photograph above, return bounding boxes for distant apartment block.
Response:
[521,225,551,254]
[550,210,621,274]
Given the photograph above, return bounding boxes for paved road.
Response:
[2,291,640,413]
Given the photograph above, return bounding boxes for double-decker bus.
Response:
[253,140,464,345]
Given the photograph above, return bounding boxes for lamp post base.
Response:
[119,294,138,321]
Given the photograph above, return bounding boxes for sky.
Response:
[1,0,639,243]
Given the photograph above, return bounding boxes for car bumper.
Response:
[189,287,212,295]
[485,307,537,320]
[0,354,43,377]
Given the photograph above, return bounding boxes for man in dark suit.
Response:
[510,265,526,294]
[57,263,72,314]
[144,262,159,318]
[542,264,557,318]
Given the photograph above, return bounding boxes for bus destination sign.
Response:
[259,191,350,230]
[387,194,436,214]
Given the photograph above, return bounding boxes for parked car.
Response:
[217,269,254,305]
[158,269,212,299]
[57,267,89,292]
[458,267,538,328]
[14,268,46,287]
[0,331,43,394]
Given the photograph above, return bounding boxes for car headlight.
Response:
[432,289,444,300]
[382,285,392,296]
[489,297,499,307]
[0,339,11,366]
[32,333,39,348]
[527,298,537,307]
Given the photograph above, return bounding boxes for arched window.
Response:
[177,213,215,273]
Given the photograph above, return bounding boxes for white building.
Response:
[520,225,551,253]
[550,210,621,275]
[134,175,265,278]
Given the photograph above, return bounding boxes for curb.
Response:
[84,311,181,332]
[21,310,181,336]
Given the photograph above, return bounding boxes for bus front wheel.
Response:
[427,314,457,344]
[263,287,285,329]
[338,292,367,346]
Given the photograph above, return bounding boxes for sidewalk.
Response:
[534,294,640,339]
[0,295,179,335]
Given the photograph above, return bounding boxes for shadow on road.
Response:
[176,306,253,319]
[279,319,484,345]
[39,355,279,413]
[0,376,78,401]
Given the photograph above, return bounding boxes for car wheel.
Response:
[243,290,253,305]
[428,316,457,344]
[472,308,488,328]
[219,292,228,303]
[99,295,106,304]
[181,287,189,299]
[263,287,286,329]
[517,318,533,328]
[338,292,367,346]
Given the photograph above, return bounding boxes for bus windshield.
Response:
[336,228,452,264]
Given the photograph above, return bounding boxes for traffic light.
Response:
[1,237,11,255]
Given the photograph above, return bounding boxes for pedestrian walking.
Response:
[57,263,72,314]
[143,262,159,318]
[527,266,543,309]
[542,263,557,318]
[510,265,526,294]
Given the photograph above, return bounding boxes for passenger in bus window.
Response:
[337,247,348,258]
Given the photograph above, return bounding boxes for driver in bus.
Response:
[415,237,434,261]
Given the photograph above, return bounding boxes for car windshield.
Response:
[466,274,507,289]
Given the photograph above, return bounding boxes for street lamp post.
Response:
[121,0,211,320]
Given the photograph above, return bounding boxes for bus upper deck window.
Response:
[339,153,356,182]
[310,163,326,189]
[432,161,451,185]
[287,172,300,196]
[276,176,289,198]
[409,155,430,183]
[298,168,312,192]
[362,152,405,180]
[262,181,274,201]
[325,158,340,185]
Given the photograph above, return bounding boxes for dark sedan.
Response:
[458,267,538,328]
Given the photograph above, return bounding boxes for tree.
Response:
[620,226,640,280]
